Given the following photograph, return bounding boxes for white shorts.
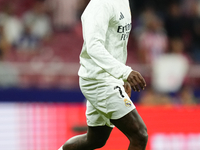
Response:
[79,77,135,128]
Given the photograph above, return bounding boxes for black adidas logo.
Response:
[119,12,124,20]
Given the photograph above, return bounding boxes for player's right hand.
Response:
[127,71,146,92]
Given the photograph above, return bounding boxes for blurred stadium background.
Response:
[0,0,200,150]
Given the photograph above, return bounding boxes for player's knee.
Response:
[138,126,148,144]
[129,125,148,145]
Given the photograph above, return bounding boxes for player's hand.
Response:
[123,82,131,98]
[127,71,146,92]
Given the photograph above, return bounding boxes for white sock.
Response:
[58,145,63,150]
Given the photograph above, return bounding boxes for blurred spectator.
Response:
[152,38,189,93]
[188,1,200,63]
[164,2,186,38]
[46,0,79,31]
[134,7,155,32]
[139,88,172,106]
[136,11,167,64]
[175,86,197,105]
[0,2,23,45]
[76,0,90,18]
[23,1,52,41]
[182,0,200,16]
[16,25,40,51]
[130,0,147,15]
[0,63,19,87]
[0,25,10,60]
[169,38,191,62]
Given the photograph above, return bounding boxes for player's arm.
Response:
[82,1,132,81]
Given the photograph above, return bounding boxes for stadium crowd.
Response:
[0,0,199,105]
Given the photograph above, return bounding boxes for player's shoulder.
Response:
[86,0,113,9]
[82,0,113,18]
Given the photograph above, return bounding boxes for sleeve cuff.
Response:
[122,66,133,81]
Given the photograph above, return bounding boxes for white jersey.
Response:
[78,0,133,82]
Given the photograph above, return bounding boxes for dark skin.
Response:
[127,71,146,92]
[62,71,148,150]
[124,81,132,98]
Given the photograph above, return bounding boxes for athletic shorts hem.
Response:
[87,122,115,128]
[110,106,136,120]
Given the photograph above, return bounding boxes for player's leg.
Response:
[111,109,148,150]
[61,125,112,150]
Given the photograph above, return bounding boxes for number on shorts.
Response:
[114,86,124,98]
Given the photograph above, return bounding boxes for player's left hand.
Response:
[123,82,131,98]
